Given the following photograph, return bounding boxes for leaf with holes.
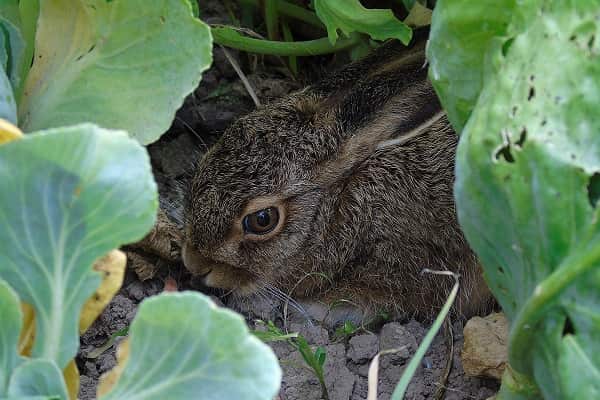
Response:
[17,0,212,144]
[0,123,157,369]
[426,0,537,132]
[314,0,412,45]
[431,0,600,398]
[98,292,282,400]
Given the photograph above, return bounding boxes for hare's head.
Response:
[182,35,444,298]
[182,90,341,294]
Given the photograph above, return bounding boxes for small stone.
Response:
[289,322,329,346]
[324,343,355,400]
[357,363,370,377]
[379,322,418,366]
[347,334,379,363]
[351,377,368,400]
[97,353,116,374]
[84,361,99,378]
[125,280,145,301]
[153,132,198,177]
[461,312,509,380]
[291,300,328,324]
[78,375,96,400]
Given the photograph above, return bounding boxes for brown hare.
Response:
[182,32,492,320]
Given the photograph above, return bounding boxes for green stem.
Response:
[211,26,360,56]
[238,0,324,29]
[508,243,600,374]
[281,18,298,75]
[496,366,541,400]
[264,0,279,41]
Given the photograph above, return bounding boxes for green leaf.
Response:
[0,64,16,123]
[402,0,416,11]
[0,279,22,396]
[443,1,600,398]
[558,334,600,398]
[87,326,129,359]
[7,359,68,400]
[0,123,157,368]
[426,0,522,132]
[315,346,326,367]
[99,292,282,400]
[0,0,20,23]
[0,0,26,93]
[15,0,38,100]
[185,0,199,17]
[314,0,412,45]
[18,0,213,144]
[1,397,60,400]
[252,329,299,342]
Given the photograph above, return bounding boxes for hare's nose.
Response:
[182,240,213,276]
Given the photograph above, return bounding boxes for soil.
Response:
[76,2,500,398]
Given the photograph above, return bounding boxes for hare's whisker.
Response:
[263,284,313,324]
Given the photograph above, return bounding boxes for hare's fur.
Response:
[183,35,492,320]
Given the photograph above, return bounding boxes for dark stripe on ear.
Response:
[312,27,431,95]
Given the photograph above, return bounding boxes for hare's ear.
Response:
[312,26,442,141]
[309,39,447,188]
[313,27,431,96]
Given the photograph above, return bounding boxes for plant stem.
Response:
[238,0,324,29]
[264,0,279,41]
[281,18,298,75]
[211,26,360,56]
[508,243,600,374]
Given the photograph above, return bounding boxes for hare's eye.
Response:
[243,207,279,235]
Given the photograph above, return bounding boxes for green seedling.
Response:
[253,320,329,400]
[294,337,329,400]
[334,320,359,340]
[86,327,130,359]
[252,320,299,342]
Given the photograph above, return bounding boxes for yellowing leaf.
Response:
[404,2,432,28]
[97,338,130,398]
[16,250,125,399]
[0,125,157,368]
[64,360,80,400]
[79,249,126,333]
[18,302,34,356]
[0,118,22,145]
[18,249,126,355]
[18,0,213,144]
[97,293,282,400]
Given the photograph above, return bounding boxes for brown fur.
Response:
[182,32,493,320]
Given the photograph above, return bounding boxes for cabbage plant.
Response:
[428,1,600,399]
[1,0,212,144]
[0,1,282,399]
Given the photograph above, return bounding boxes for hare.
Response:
[182,33,492,320]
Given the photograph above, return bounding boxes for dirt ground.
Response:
[77,272,499,400]
[76,2,500,398]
